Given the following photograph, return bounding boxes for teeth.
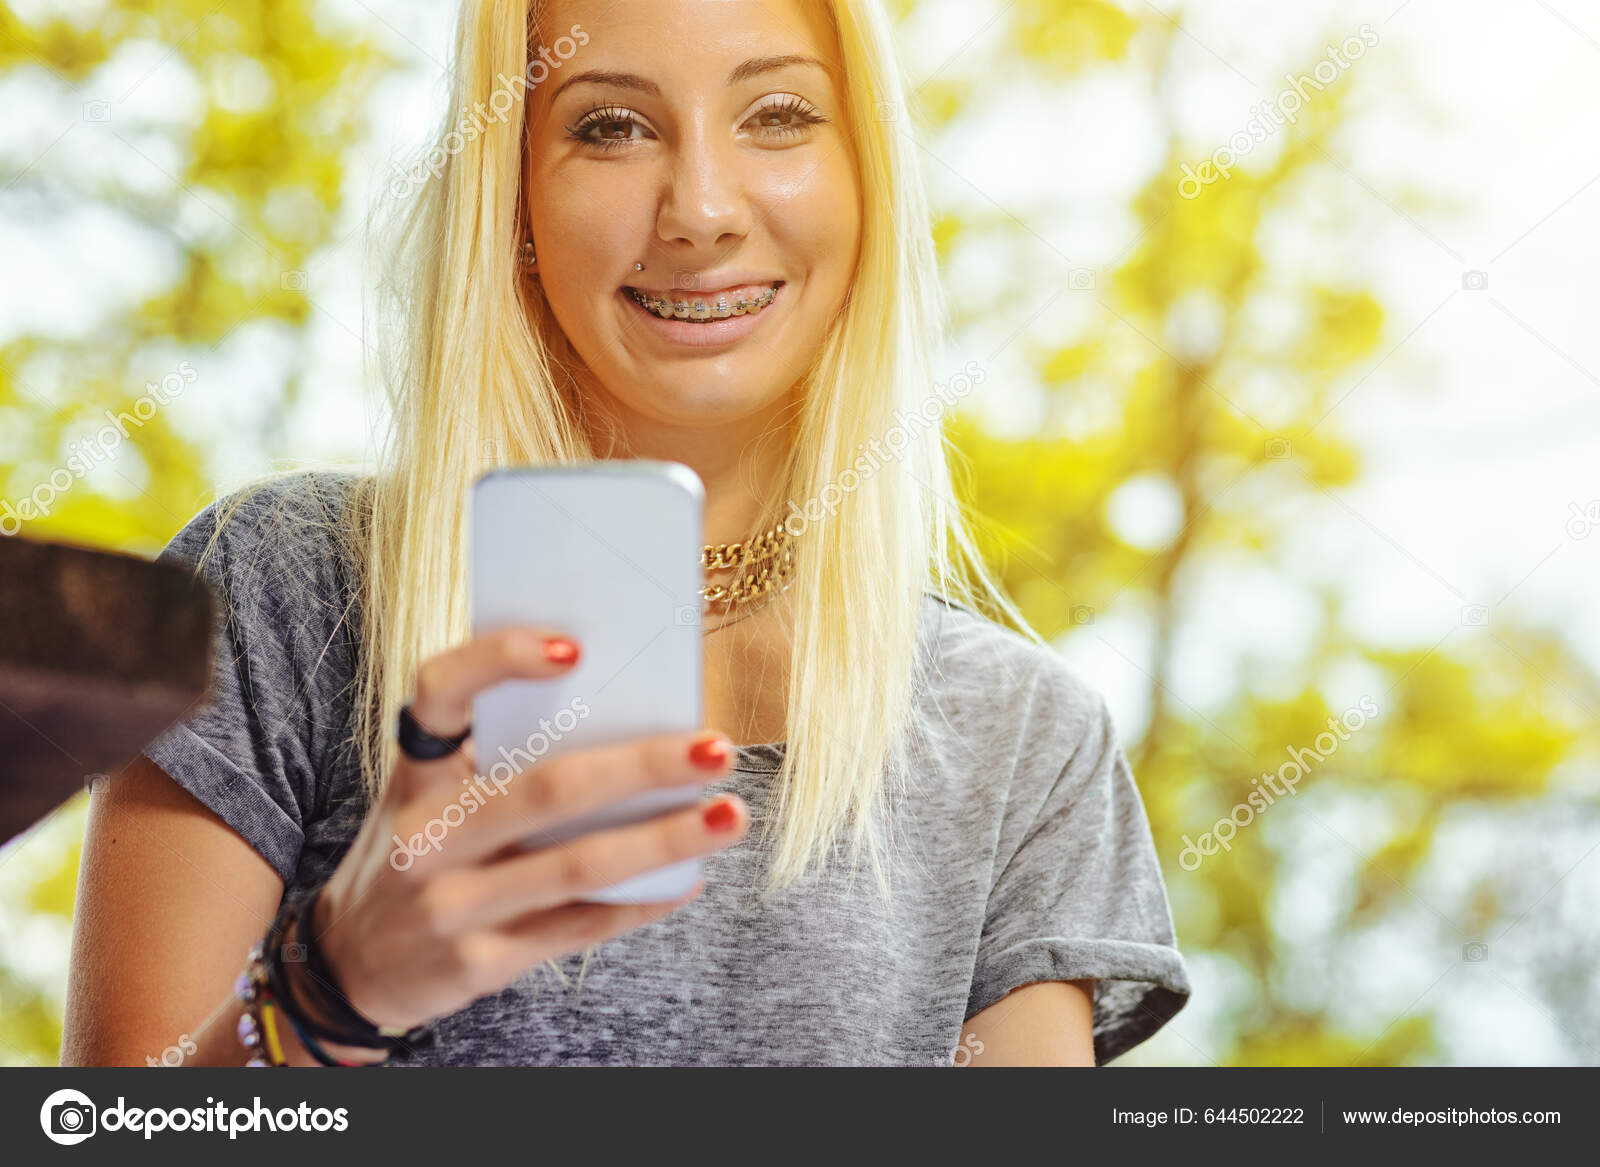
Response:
[628,284,780,321]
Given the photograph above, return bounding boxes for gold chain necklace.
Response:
[700,521,796,632]
[702,572,794,634]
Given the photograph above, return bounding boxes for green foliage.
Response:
[916,7,1598,1064]
[0,0,388,550]
[1013,0,1138,69]
[0,0,385,1062]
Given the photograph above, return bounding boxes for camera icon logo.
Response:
[672,270,700,291]
[1461,270,1488,291]
[281,270,308,291]
[875,100,898,122]
[1460,604,1488,627]
[283,942,308,962]
[1070,605,1095,626]
[82,101,111,123]
[674,603,701,627]
[1265,437,1292,460]
[1566,500,1600,540]
[40,1088,97,1145]
[1463,942,1489,962]
[1068,268,1096,291]
[665,930,700,963]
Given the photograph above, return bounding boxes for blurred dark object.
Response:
[0,535,213,845]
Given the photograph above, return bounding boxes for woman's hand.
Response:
[305,626,746,1037]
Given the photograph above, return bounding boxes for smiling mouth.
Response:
[624,281,784,322]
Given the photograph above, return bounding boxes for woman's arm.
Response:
[61,755,381,1066]
[960,979,1096,1066]
[63,626,756,1067]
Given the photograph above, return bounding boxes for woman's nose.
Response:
[655,130,752,252]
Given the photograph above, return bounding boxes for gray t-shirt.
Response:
[143,469,1189,1065]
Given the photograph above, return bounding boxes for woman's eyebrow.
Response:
[725,54,829,85]
[553,70,662,100]
[552,54,829,101]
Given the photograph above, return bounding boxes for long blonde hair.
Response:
[237,0,1031,900]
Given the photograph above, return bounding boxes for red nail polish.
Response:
[703,798,739,831]
[542,637,579,665]
[688,736,729,770]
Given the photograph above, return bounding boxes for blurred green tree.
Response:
[0,0,386,1064]
[913,2,1598,1064]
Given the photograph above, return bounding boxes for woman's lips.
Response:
[617,281,786,348]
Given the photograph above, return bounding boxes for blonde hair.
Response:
[220,0,1031,900]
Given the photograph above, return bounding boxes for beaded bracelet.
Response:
[235,940,287,1067]
[235,888,432,1067]
[237,897,382,1066]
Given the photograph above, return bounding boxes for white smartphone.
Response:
[470,461,706,904]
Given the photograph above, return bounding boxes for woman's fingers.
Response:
[391,728,736,871]
[419,794,748,932]
[412,625,579,733]
[391,626,581,797]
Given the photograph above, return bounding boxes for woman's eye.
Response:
[564,97,826,152]
[744,96,827,141]
[566,106,650,150]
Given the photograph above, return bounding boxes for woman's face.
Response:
[523,0,861,432]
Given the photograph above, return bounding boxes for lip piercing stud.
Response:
[634,262,645,271]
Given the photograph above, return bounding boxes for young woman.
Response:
[62,0,1189,1067]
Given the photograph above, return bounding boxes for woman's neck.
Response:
[577,383,798,550]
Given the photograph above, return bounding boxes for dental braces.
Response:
[627,285,780,321]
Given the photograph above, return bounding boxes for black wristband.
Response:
[288,888,434,1055]
[263,896,391,1054]
[278,1005,348,1067]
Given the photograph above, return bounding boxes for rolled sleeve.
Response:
[136,474,354,888]
[967,691,1191,1064]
